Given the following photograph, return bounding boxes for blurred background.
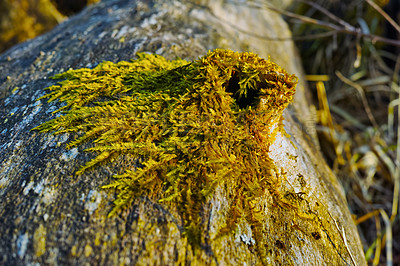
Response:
[286,1,400,265]
[0,0,399,264]
[0,0,99,54]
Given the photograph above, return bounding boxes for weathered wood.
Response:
[0,0,366,265]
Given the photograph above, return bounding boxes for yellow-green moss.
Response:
[33,224,46,257]
[33,49,297,257]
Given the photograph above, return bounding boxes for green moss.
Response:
[33,49,297,258]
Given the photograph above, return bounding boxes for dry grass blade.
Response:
[390,56,400,224]
[393,158,400,223]
[373,215,382,266]
[335,71,379,129]
[387,99,399,140]
[385,84,400,221]
[329,104,367,130]
[305,74,329,81]
[392,73,400,222]
[328,211,357,266]
[257,3,344,32]
[379,209,393,266]
[295,0,355,30]
[316,80,347,165]
[355,210,380,225]
[373,144,396,178]
[365,0,400,34]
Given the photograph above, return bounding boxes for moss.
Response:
[84,244,93,257]
[33,224,46,257]
[33,49,298,259]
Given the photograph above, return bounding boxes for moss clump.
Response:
[34,49,297,255]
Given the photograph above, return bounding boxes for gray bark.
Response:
[0,0,366,265]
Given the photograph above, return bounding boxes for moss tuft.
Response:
[33,49,297,255]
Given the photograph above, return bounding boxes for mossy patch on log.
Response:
[33,49,298,257]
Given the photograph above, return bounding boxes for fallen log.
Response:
[0,0,366,265]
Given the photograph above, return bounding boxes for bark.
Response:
[0,0,366,265]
